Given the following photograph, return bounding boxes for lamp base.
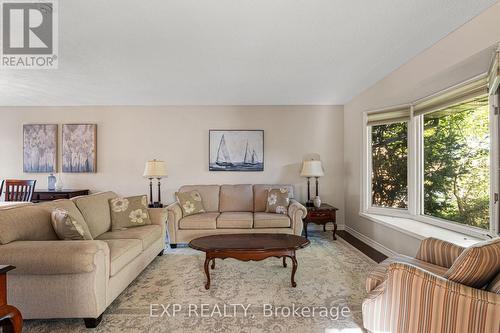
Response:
[305,200,314,208]
[149,202,163,208]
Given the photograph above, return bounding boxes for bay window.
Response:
[362,48,500,237]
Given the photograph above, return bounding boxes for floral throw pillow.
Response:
[109,195,151,231]
[51,208,93,240]
[265,188,290,214]
[176,191,205,217]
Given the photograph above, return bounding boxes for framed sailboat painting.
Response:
[209,130,264,171]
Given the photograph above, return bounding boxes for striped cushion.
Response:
[487,272,500,294]
[365,254,448,292]
[415,237,465,268]
[363,262,500,333]
[444,238,500,288]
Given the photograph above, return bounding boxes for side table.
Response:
[0,265,22,333]
[303,203,338,240]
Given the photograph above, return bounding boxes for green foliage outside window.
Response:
[423,97,490,229]
[370,97,490,230]
[371,122,408,208]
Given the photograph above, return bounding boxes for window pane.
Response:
[423,97,490,229]
[371,122,408,208]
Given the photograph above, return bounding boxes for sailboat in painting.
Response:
[243,141,259,165]
[209,130,264,171]
[215,135,234,167]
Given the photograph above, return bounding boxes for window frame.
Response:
[361,76,498,239]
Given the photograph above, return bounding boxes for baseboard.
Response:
[344,226,397,257]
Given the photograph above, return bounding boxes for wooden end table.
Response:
[0,265,22,333]
[189,234,310,289]
[303,203,338,240]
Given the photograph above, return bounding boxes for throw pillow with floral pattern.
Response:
[51,208,93,240]
[109,195,151,230]
[176,190,205,217]
[265,188,290,214]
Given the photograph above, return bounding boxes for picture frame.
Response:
[62,124,97,173]
[23,124,58,173]
[209,130,264,171]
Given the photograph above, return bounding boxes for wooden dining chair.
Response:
[4,180,36,202]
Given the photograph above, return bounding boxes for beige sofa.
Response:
[166,184,307,247]
[0,191,167,328]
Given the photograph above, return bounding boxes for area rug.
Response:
[23,231,376,332]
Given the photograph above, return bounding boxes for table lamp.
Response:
[300,160,324,207]
[143,159,167,208]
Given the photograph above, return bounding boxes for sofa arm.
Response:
[415,237,465,268]
[288,199,307,236]
[166,202,182,244]
[0,240,110,275]
[362,262,500,333]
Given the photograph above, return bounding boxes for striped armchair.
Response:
[362,237,500,333]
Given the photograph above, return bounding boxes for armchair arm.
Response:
[0,240,110,275]
[166,202,182,244]
[363,262,500,333]
[415,237,465,268]
[288,199,307,236]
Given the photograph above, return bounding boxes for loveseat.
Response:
[362,237,500,333]
[166,184,307,246]
[0,191,167,328]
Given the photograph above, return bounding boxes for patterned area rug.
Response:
[23,231,375,332]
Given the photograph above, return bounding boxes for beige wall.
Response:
[344,2,500,256]
[0,106,345,225]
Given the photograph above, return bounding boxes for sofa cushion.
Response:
[51,208,93,240]
[219,185,253,212]
[253,185,294,212]
[265,188,291,214]
[178,185,220,212]
[102,239,142,276]
[217,212,253,229]
[0,240,109,275]
[96,224,162,250]
[72,191,118,238]
[179,213,218,230]
[0,205,58,244]
[110,195,151,230]
[444,238,500,288]
[176,191,206,217]
[366,254,449,293]
[487,272,500,294]
[254,213,291,228]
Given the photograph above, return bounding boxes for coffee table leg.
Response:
[333,223,337,240]
[291,253,298,288]
[203,255,211,290]
[282,257,287,267]
[211,259,215,269]
[0,305,23,333]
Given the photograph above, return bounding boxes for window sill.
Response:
[359,212,483,247]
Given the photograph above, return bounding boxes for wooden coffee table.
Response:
[189,233,310,289]
[0,265,22,333]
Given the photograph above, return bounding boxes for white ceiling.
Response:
[0,0,497,106]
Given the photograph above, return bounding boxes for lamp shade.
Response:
[300,160,324,177]
[143,159,167,178]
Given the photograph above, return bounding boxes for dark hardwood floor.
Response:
[337,230,387,263]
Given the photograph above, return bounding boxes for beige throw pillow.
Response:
[51,208,93,240]
[176,191,205,217]
[109,195,151,230]
[265,188,290,215]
